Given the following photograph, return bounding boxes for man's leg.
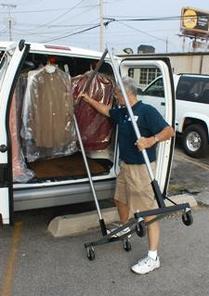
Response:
[145,216,160,251]
[113,163,129,225]
[131,216,160,274]
[129,162,161,274]
[115,200,129,224]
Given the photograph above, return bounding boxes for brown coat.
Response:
[22,67,74,149]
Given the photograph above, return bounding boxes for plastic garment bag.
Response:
[21,66,77,162]
[72,71,115,151]
[9,78,35,182]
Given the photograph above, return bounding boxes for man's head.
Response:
[114,77,138,106]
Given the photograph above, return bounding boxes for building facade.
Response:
[120,51,209,89]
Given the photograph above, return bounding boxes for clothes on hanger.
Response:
[72,71,115,151]
[9,74,35,182]
[21,65,77,162]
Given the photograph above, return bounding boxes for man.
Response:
[79,76,174,275]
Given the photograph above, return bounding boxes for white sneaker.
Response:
[107,224,131,238]
[131,255,160,275]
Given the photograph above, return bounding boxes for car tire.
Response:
[182,124,208,158]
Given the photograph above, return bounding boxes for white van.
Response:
[0,40,175,224]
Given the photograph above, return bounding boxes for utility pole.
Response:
[1,3,16,41]
[165,37,168,53]
[99,0,104,51]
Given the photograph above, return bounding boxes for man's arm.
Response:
[78,93,112,117]
[136,126,175,151]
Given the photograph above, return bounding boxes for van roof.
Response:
[177,73,209,78]
[0,41,105,60]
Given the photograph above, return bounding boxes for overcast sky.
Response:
[0,0,209,53]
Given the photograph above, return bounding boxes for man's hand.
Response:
[77,92,111,116]
[135,126,175,151]
[135,137,155,151]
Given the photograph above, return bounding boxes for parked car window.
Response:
[139,68,161,86]
[143,77,164,97]
[176,76,209,104]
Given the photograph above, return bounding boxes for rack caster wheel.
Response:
[122,239,131,252]
[182,210,193,226]
[86,245,95,261]
[135,220,146,237]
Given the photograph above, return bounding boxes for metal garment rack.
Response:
[72,48,110,237]
[64,53,110,237]
[84,45,193,261]
[73,114,107,236]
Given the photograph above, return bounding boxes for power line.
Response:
[48,23,98,28]
[15,4,99,41]
[60,4,98,23]
[6,1,89,40]
[43,23,101,43]
[104,14,209,22]
[35,0,87,28]
[37,15,170,44]
[0,8,65,14]
[116,20,166,43]
[14,22,98,28]
[1,10,198,51]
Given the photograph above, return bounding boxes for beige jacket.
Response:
[22,67,74,149]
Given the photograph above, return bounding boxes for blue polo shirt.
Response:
[109,101,169,164]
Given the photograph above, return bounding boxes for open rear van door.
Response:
[0,40,30,224]
[118,56,175,195]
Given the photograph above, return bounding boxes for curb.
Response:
[48,193,197,238]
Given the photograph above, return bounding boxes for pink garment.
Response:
[9,92,34,182]
[9,93,22,178]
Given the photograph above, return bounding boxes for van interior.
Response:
[10,52,116,184]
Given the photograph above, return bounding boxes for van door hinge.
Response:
[0,164,9,187]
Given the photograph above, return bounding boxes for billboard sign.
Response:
[181,7,209,38]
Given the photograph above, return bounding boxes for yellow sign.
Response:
[181,7,209,37]
[183,9,197,29]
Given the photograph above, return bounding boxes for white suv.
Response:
[141,73,209,158]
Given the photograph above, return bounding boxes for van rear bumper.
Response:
[13,179,116,211]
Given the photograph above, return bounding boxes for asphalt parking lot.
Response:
[0,143,209,296]
[169,140,209,202]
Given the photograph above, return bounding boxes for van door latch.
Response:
[0,145,8,153]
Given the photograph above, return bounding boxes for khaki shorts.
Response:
[114,162,157,215]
